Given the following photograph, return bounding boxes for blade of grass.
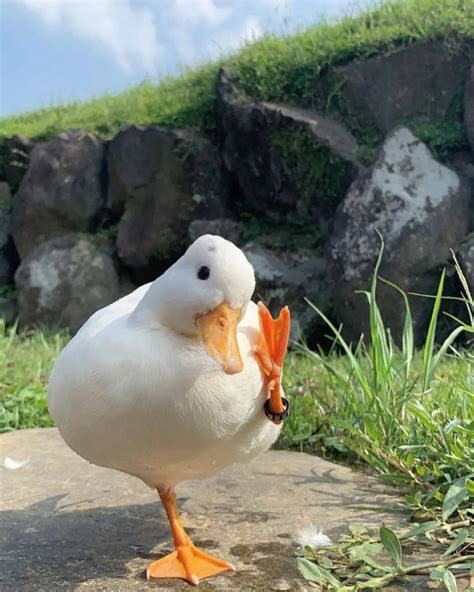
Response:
[422,269,446,391]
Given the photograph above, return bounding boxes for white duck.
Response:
[48,234,290,585]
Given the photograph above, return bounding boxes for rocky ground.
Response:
[1,428,434,592]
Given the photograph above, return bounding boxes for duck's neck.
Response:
[131,283,218,385]
[131,277,199,338]
[131,282,161,328]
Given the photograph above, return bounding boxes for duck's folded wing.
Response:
[76,282,152,339]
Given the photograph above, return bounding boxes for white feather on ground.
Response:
[296,524,332,549]
[3,456,30,470]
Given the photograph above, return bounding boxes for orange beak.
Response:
[197,302,244,375]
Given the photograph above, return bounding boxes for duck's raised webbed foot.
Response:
[253,302,291,424]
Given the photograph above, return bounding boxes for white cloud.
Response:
[170,12,264,66]
[241,16,263,41]
[255,0,292,9]
[171,0,233,27]
[167,1,262,64]
[18,0,161,72]
[210,16,263,56]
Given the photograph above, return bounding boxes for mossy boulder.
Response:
[217,68,360,225]
[15,234,120,332]
[0,135,34,192]
[107,125,230,283]
[243,242,333,343]
[330,127,471,345]
[0,183,19,285]
[465,64,474,153]
[457,233,474,295]
[324,40,472,134]
[12,131,105,259]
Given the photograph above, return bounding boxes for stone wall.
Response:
[1,40,473,345]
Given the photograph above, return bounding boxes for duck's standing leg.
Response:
[147,489,235,585]
[253,302,291,423]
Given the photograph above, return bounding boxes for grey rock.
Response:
[188,218,244,244]
[0,210,19,285]
[465,65,474,153]
[12,130,105,259]
[218,68,360,221]
[449,150,474,181]
[243,243,333,342]
[108,125,229,282]
[0,296,17,325]
[1,135,34,191]
[15,234,120,332]
[329,40,472,133]
[330,126,470,344]
[448,151,474,229]
[0,427,413,592]
[457,233,474,295]
[118,272,138,299]
[0,211,13,283]
[0,181,12,205]
[445,234,474,345]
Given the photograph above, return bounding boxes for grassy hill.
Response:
[0,0,472,144]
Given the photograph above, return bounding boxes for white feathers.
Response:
[47,253,280,489]
[3,456,30,470]
[296,524,332,549]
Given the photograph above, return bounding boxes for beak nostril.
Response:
[198,303,243,374]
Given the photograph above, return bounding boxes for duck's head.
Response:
[136,235,255,375]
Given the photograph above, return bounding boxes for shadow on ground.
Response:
[1,494,305,591]
[1,428,411,591]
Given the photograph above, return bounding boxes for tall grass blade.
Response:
[304,299,372,397]
[422,269,446,391]
[380,277,414,381]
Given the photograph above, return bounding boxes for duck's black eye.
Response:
[197,265,210,280]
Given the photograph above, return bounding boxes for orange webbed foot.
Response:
[253,302,290,421]
[149,489,235,585]
[147,541,235,585]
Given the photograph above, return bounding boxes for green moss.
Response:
[0,285,16,300]
[322,83,383,164]
[271,127,354,211]
[411,119,468,159]
[240,214,324,249]
[409,83,469,160]
[92,225,119,240]
[79,223,119,251]
[0,200,11,212]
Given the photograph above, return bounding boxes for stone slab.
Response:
[1,429,409,591]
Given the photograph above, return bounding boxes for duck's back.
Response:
[76,282,152,340]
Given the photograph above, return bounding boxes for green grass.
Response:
[283,243,474,590]
[0,0,472,144]
[0,324,69,430]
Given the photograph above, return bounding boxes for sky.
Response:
[0,0,355,118]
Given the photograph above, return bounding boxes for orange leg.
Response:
[147,489,235,585]
[253,302,291,421]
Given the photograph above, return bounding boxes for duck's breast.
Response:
[48,301,280,488]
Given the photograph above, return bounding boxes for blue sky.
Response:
[0,0,354,117]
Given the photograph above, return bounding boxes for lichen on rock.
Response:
[330,126,471,344]
[15,235,120,332]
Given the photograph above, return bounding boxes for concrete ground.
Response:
[1,428,428,591]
